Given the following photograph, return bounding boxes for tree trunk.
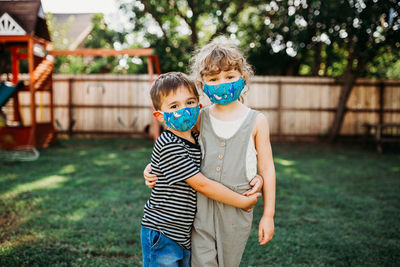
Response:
[328,51,357,142]
[286,59,300,76]
[189,21,198,46]
[312,42,322,76]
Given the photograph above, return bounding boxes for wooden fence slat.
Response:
[31,74,398,138]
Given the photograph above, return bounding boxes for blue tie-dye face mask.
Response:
[160,105,200,132]
[203,77,245,105]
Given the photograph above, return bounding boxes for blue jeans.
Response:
[141,226,191,267]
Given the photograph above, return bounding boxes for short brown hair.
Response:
[150,72,199,110]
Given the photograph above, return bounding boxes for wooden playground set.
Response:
[0,0,160,150]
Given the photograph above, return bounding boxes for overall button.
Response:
[218,154,223,160]
[221,141,226,147]
[216,166,221,172]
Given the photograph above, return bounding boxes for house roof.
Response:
[52,13,95,50]
[0,0,51,41]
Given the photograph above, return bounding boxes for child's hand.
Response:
[143,163,158,189]
[242,174,263,196]
[242,192,262,212]
[258,216,274,245]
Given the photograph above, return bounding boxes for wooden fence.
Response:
[11,74,400,140]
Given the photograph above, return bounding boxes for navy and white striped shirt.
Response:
[142,130,201,249]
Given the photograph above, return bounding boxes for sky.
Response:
[41,0,119,14]
[40,0,138,34]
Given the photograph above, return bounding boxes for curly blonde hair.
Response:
[189,37,254,87]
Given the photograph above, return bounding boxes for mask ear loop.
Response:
[238,77,247,103]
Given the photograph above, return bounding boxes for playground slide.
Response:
[0,81,23,107]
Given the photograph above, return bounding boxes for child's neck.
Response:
[168,128,195,143]
[211,101,248,120]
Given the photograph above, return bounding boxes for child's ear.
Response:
[153,111,164,123]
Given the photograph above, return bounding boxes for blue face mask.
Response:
[161,105,200,132]
[203,77,245,105]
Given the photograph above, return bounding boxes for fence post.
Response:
[277,80,282,141]
[68,78,73,137]
[147,56,160,141]
[379,81,385,124]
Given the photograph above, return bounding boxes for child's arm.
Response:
[143,163,156,188]
[143,164,260,210]
[242,174,263,196]
[254,113,276,245]
[185,173,261,211]
[144,164,264,196]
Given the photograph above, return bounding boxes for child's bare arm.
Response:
[254,113,276,245]
[143,163,260,211]
[185,172,261,211]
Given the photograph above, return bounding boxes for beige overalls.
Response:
[191,107,258,267]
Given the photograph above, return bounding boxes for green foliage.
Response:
[117,0,255,73]
[0,138,399,266]
[386,60,400,79]
[117,0,399,78]
[46,1,399,78]
[239,0,400,77]
[85,14,125,49]
[367,47,400,79]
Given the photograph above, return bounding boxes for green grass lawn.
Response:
[0,138,399,266]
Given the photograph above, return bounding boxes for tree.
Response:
[326,0,399,141]
[118,0,258,73]
[230,0,399,140]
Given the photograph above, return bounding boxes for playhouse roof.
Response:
[0,0,51,41]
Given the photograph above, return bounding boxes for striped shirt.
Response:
[142,130,201,249]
